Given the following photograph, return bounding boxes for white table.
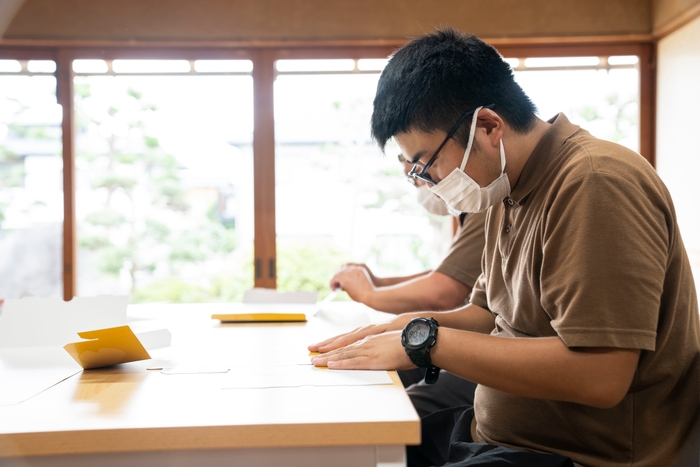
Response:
[0,302,420,467]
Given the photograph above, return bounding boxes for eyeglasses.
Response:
[397,153,418,186]
[408,104,495,186]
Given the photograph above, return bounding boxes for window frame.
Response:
[0,41,654,300]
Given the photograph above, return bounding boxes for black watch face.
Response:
[407,322,430,345]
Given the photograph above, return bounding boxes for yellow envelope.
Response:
[212,313,307,323]
[63,325,151,370]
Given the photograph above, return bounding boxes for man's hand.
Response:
[308,313,414,353]
[309,323,389,353]
[329,264,376,302]
[311,330,415,370]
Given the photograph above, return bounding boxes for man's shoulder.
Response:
[553,130,657,187]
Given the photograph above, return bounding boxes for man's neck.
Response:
[505,118,551,190]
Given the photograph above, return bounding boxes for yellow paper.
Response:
[63,325,151,370]
[212,313,307,323]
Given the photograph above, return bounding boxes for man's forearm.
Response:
[372,270,429,287]
[431,329,640,408]
[362,271,471,314]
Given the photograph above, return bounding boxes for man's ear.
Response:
[478,109,504,148]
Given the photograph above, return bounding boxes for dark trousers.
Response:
[405,400,574,467]
[399,369,478,419]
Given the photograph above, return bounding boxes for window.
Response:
[507,55,640,152]
[0,60,62,298]
[0,44,653,302]
[274,60,453,294]
[73,59,255,302]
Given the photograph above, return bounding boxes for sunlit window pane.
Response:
[0,75,63,298]
[27,60,56,73]
[74,74,254,302]
[0,60,21,73]
[112,60,191,74]
[502,58,521,69]
[608,55,639,66]
[524,56,600,68]
[73,59,108,74]
[276,59,356,72]
[194,60,253,73]
[274,71,453,295]
[357,59,388,71]
[515,64,639,152]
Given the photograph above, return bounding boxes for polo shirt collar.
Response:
[509,113,580,205]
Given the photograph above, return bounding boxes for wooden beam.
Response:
[56,49,76,300]
[638,43,656,167]
[252,49,277,289]
[653,2,700,39]
[0,34,653,51]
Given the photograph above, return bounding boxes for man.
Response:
[310,28,699,467]
[331,155,487,417]
[330,156,486,315]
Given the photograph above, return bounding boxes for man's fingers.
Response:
[311,348,371,369]
[316,325,387,352]
[315,334,359,352]
[308,325,370,352]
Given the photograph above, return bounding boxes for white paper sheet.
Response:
[214,365,393,389]
[0,347,80,405]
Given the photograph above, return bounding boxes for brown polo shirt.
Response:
[436,210,487,291]
[470,114,700,466]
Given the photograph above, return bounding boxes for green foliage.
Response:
[7,123,52,140]
[156,180,189,212]
[144,219,170,242]
[74,83,91,99]
[90,174,138,191]
[579,106,598,122]
[127,88,142,100]
[73,83,251,302]
[95,245,131,275]
[78,152,100,163]
[0,165,26,188]
[79,234,111,251]
[144,135,160,149]
[169,222,237,263]
[132,254,254,304]
[409,235,431,271]
[116,153,139,164]
[575,92,637,145]
[132,277,211,303]
[84,209,126,227]
[276,239,349,295]
[0,145,19,162]
[207,250,255,302]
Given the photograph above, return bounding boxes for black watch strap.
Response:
[424,366,440,385]
[402,317,441,385]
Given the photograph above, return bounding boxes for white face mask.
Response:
[429,106,511,215]
[416,184,449,216]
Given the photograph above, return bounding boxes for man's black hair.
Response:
[371,28,538,151]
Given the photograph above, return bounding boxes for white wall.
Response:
[656,15,700,293]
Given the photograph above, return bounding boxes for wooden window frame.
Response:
[0,40,654,299]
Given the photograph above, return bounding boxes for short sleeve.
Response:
[435,210,487,289]
[541,171,668,350]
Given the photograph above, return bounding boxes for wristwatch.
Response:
[401,317,440,384]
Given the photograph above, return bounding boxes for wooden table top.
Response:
[0,302,420,458]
